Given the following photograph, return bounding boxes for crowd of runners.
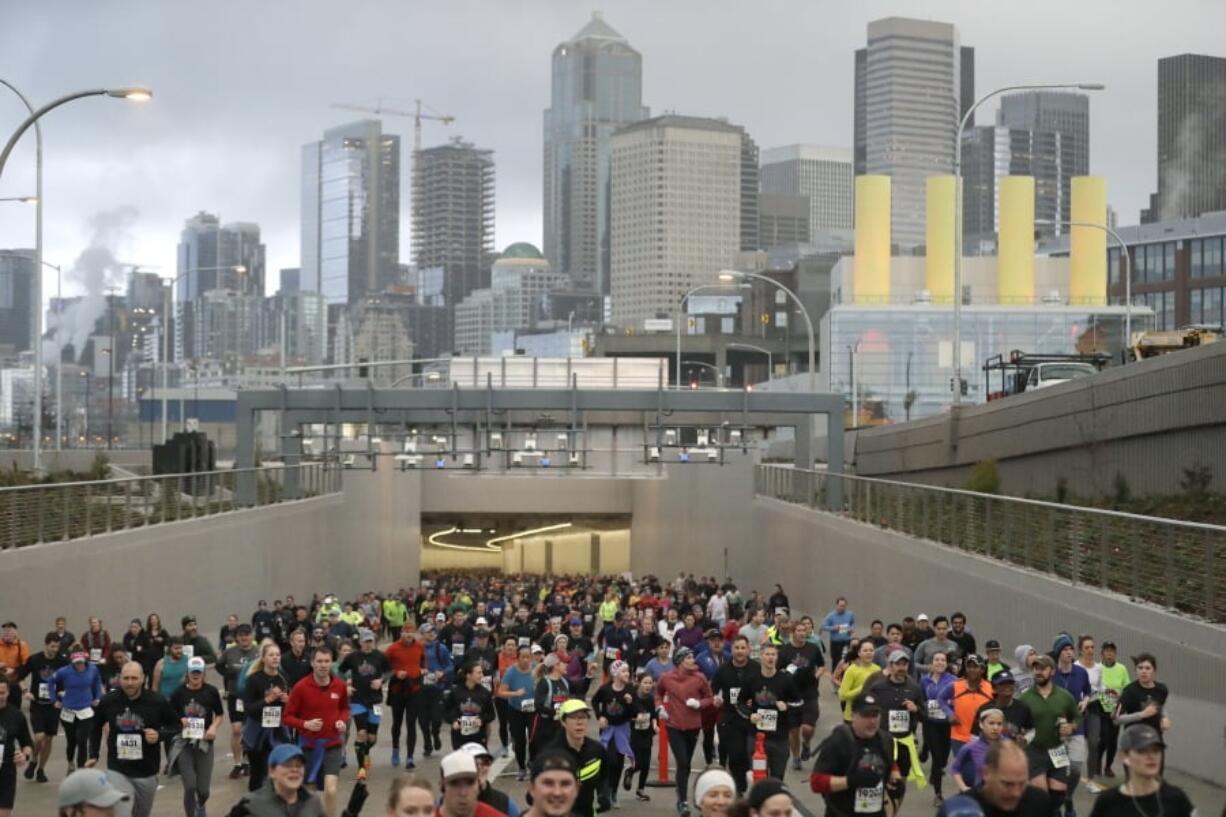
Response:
[0,570,1200,817]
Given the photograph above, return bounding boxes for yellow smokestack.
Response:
[998,176,1035,304]
[925,176,955,302]
[854,175,891,303]
[1070,176,1107,305]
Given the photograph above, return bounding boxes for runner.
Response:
[592,660,636,809]
[19,630,66,783]
[866,650,926,810]
[975,671,1034,750]
[921,651,957,804]
[695,629,727,765]
[518,751,580,817]
[419,624,455,758]
[1018,655,1080,816]
[0,681,32,817]
[386,774,434,817]
[282,629,312,687]
[385,624,425,769]
[738,609,769,662]
[461,742,521,817]
[55,767,130,816]
[951,707,1008,792]
[943,654,994,756]
[778,619,826,771]
[985,640,1011,681]
[168,656,224,817]
[0,621,30,700]
[179,617,217,666]
[443,662,496,750]
[809,692,898,817]
[496,644,536,780]
[628,672,657,802]
[710,634,759,794]
[819,597,855,667]
[691,768,735,817]
[435,750,504,817]
[736,642,797,782]
[530,654,570,758]
[548,699,604,817]
[836,640,880,723]
[949,613,977,658]
[936,741,1050,817]
[1086,725,1194,817]
[51,618,75,660]
[1114,654,1169,737]
[1052,634,1092,806]
[88,661,178,817]
[252,601,278,645]
[282,646,351,817]
[80,619,111,669]
[746,778,795,817]
[48,649,103,773]
[872,624,911,670]
[914,617,963,675]
[226,744,325,817]
[219,616,241,652]
[340,629,390,776]
[241,640,292,793]
[219,624,259,780]
[1093,642,1128,781]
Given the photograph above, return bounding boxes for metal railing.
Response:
[0,462,341,550]
[755,465,1226,624]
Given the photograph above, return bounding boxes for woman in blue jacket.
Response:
[920,650,958,804]
[47,651,102,771]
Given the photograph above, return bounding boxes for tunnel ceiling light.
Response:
[427,526,497,551]
[485,522,573,550]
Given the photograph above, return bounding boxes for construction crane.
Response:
[330,98,455,153]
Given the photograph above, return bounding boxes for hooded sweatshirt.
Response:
[1013,645,1035,693]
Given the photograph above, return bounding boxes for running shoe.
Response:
[623,767,634,791]
[636,791,650,802]
[391,749,401,767]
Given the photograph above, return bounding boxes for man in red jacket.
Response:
[654,647,714,817]
[283,646,350,817]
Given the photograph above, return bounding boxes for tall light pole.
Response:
[718,270,816,392]
[43,261,62,450]
[1036,218,1133,354]
[674,281,748,390]
[0,82,151,472]
[681,360,722,388]
[951,81,1104,405]
[727,342,773,383]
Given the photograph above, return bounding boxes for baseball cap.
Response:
[58,769,131,809]
[530,643,544,654]
[916,613,929,622]
[1119,724,1165,752]
[543,653,560,668]
[963,654,984,667]
[558,698,592,718]
[991,670,1016,686]
[673,646,693,665]
[852,692,882,715]
[475,617,489,627]
[70,651,87,664]
[1033,654,1056,670]
[985,639,1001,650]
[887,649,910,665]
[435,612,446,621]
[1102,640,1117,650]
[358,628,375,642]
[181,615,196,627]
[235,623,253,635]
[530,750,578,781]
[440,750,479,781]
[187,657,206,674]
[704,628,723,640]
[460,741,494,760]
[268,744,305,767]
[419,623,435,635]
[747,778,792,811]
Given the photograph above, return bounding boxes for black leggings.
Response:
[507,708,532,771]
[63,716,92,768]
[718,722,750,794]
[495,698,511,749]
[666,727,699,805]
[923,721,952,795]
[632,730,654,790]
[247,745,270,792]
[389,693,420,757]
[419,687,443,752]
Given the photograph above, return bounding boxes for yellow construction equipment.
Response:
[1129,325,1221,360]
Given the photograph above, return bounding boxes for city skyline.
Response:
[0,1,1223,305]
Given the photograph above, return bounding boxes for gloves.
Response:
[341,780,369,817]
[685,698,701,710]
[847,757,885,790]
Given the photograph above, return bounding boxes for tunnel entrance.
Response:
[420,513,632,575]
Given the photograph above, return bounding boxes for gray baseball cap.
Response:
[58,769,131,809]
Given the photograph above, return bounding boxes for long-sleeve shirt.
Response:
[913,637,962,674]
[282,674,350,747]
[820,610,855,642]
[49,664,103,711]
[385,639,425,696]
[837,662,881,720]
[655,667,713,731]
[920,672,958,722]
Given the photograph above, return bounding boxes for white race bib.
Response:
[183,645,194,659]
[262,706,282,728]
[520,699,535,713]
[372,704,383,718]
[234,698,244,713]
[452,644,466,658]
[423,673,437,686]
[926,700,944,720]
[786,663,799,675]
[460,715,481,736]
[89,648,102,663]
[854,784,884,813]
[518,637,530,647]
[605,647,619,660]
[183,718,205,740]
[756,709,778,732]
[116,733,143,760]
[634,712,652,730]
[728,688,740,706]
[888,709,910,734]
[38,682,50,701]
[1048,745,1070,769]
[481,676,493,691]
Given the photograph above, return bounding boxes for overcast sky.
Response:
[1,0,1223,301]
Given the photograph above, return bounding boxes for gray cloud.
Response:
[0,0,1222,300]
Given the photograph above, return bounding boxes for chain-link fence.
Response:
[0,463,341,551]
[756,465,1226,624]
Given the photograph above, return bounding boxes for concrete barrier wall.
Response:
[630,491,1226,785]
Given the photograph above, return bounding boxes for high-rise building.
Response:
[262,290,327,365]
[175,213,266,360]
[997,91,1090,237]
[543,11,650,296]
[609,115,744,329]
[854,18,972,249]
[760,145,854,242]
[758,194,812,247]
[740,132,760,252]
[0,250,34,356]
[280,268,301,294]
[190,290,264,362]
[1142,54,1226,223]
[301,119,400,303]
[962,127,1065,250]
[411,137,495,311]
[453,244,567,355]
[347,294,416,385]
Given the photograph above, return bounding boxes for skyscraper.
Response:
[609,115,744,329]
[1143,54,1226,223]
[175,214,266,361]
[998,91,1089,236]
[760,145,854,242]
[301,119,400,304]
[961,126,1065,250]
[411,137,495,311]
[854,18,972,249]
[543,11,650,296]
[0,250,33,356]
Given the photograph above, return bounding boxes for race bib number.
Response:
[262,706,282,728]
[518,637,530,647]
[89,648,102,663]
[634,712,652,730]
[520,699,535,713]
[372,704,383,718]
[183,645,194,659]
[750,645,761,660]
[888,709,910,733]
[926,700,944,720]
[183,718,205,740]
[585,614,593,622]
[452,644,466,658]
[38,682,50,701]
[460,715,481,736]
[481,676,493,691]
[756,709,778,732]
[855,784,884,813]
[1049,745,1070,769]
[116,733,143,761]
[234,698,244,713]
[728,688,740,706]
[423,673,437,686]
[605,647,619,660]
[786,663,798,674]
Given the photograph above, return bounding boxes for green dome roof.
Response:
[501,242,543,259]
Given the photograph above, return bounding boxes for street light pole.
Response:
[719,270,816,392]
[726,342,773,383]
[952,81,1104,405]
[1036,218,1133,353]
[674,281,748,390]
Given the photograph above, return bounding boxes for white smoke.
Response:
[44,206,139,364]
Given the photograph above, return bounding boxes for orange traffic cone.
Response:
[752,733,767,782]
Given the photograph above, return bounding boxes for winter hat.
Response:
[694,769,736,804]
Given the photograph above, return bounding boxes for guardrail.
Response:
[755,464,1226,624]
[1,463,341,550]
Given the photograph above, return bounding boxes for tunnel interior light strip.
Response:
[485,522,573,549]
[426,522,575,551]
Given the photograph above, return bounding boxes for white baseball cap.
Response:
[440,750,479,781]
